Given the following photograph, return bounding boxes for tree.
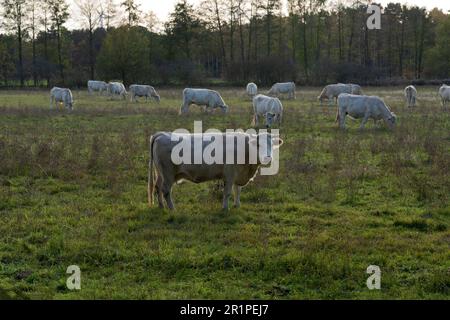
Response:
[165,0,200,60]
[1,0,28,86]
[48,0,69,83]
[99,0,117,29]
[96,26,149,83]
[28,0,40,86]
[121,0,141,26]
[424,13,450,78]
[0,38,15,85]
[76,0,100,80]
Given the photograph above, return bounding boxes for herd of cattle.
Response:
[46,80,450,209]
[49,80,450,129]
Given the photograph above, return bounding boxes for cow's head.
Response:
[153,94,161,103]
[385,112,396,128]
[250,132,284,165]
[221,105,229,114]
[64,90,73,109]
[265,113,277,128]
[317,88,327,102]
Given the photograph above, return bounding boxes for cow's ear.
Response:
[272,137,284,149]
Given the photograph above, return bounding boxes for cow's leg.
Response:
[360,112,370,130]
[339,113,346,129]
[233,185,241,208]
[162,177,175,210]
[155,175,164,209]
[49,96,53,109]
[222,180,233,210]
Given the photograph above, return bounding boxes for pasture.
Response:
[0,86,449,299]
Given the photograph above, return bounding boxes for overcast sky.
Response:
[138,0,449,22]
[67,0,450,29]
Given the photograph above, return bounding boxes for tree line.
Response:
[0,0,449,88]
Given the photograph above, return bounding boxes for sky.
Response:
[137,0,449,22]
[66,0,450,30]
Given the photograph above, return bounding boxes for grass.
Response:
[0,86,449,299]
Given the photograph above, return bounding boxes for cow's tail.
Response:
[148,135,157,207]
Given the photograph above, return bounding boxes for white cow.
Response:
[129,84,160,103]
[107,82,127,100]
[404,85,417,108]
[438,84,450,109]
[252,94,283,128]
[267,82,296,100]
[337,93,396,129]
[148,131,283,210]
[50,87,73,110]
[246,82,258,98]
[87,80,108,95]
[318,83,362,105]
[180,88,228,114]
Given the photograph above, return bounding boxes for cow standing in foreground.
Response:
[267,82,296,100]
[252,94,283,128]
[87,80,108,95]
[246,82,258,98]
[404,85,417,108]
[129,84,160,103]
[148,132,283,210]
[50,87,73,110]
[318,83,362,105]
[337,93,396,129]
[107,82,127,100]
[180,88,228,114]
[438,84,450,109]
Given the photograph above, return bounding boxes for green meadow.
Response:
[0,87,448,299]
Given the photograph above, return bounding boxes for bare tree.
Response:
[1,0,28,87]
[201,0,227,70]
[99,0,117,30]
[28,0,40,86]
[48,0,69,84]
[76,0,100,80]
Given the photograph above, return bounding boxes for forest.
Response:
[0,0,449,87]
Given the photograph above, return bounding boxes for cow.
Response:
[87,80,108,95]
[404,85,417,108]
[337,93,396,129]
[438,84,450,109]
[50,87,73,110]
[180,88,228,114]
[148,131,283,210]
[267,82,296,100]
[246,82,258,98]
[318,83,362,105]
[107,82,127,100]
[252,94,283,128]
[129,84,160,103]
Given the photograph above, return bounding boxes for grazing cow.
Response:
[50,87,73,110]
[87,80,108,95]
[107,82,127,100]
[129,84,160,103]
[438,84,450,109]
[404,85,417,108]
[180,88,228,114]
[246,82,258,98]
[267,82,296,100]
[337,93,396,129]
[252,94,283,128]
[148,131,283,210]
[318,83,362,105]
